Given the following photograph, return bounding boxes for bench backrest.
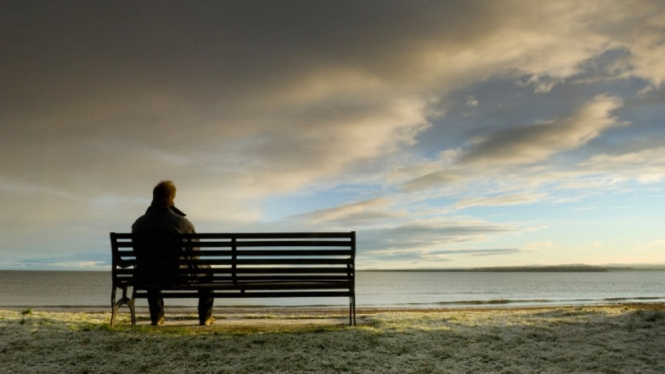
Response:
[111,232,356,287]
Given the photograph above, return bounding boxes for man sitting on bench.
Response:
[131,180,215,326]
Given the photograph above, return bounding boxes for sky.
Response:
[1,0,664,270]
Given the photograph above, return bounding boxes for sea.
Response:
[1,270,664,311]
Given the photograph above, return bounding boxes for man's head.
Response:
[152,180,177,206]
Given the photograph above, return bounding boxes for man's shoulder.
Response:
[132,206,195,234]
[172,214,195,232]
[131,213,148,231]
[166,207,194,228]
[132,213,158,234]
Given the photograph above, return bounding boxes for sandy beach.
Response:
[1,304,664,373]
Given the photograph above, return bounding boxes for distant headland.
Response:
[362,264,665,272]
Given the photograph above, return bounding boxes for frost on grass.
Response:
[1,306,664,373]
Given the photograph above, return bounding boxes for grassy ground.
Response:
[1,305,664,373]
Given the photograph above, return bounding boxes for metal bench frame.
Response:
[110,232,356,326]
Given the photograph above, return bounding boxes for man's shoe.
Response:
[200,317,215,326]
[151,317,165,326]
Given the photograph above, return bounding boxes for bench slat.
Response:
[136,282,351,290]
[115,249,352,257]
[114,272,351,280]
[114,232,353,240]
[211,275,351,281]
[207,267,351,274]
[114,258,351,266]
[114,267,352,276]
[201,274,349,282]
[183,259,351,266]
[133,291,353,298]
[116,241,351,248]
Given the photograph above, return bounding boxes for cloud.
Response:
[524,241,555,251]
[614,2,665,86]
[360,219,515,254]
[540,146,665,192]
[454,193,548,208]
[8,251,110,271]
[289,198,402,226]
[402,172,462,192]
[458,95,624,166]
[0,1,654,197]
[465,95,479,108]
[425,248,522,258]
[1,1,664,268]
[580,147,665,183]
[398,95,626,193]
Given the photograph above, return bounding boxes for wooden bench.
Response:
[110,232,356,326]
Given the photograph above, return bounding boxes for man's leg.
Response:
[147,288,165,325]
[198,290,214,325]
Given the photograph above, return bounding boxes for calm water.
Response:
[1,270,664,310]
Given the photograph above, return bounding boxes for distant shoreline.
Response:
[362,265,665,272]
[2,266,665,272]
[4,300,665,314]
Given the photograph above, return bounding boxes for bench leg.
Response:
[349,295,356,326]
[110,286,136,326]
[128,298,136,326]
[110,286,118,326]
[129,287,137,326]
[353,295,356,326]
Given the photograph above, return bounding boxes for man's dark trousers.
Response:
[147,289,214,324]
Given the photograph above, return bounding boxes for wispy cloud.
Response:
[458,95,624,166]
[360,219,515,254]
[402,172,462,193]
[290,198,402,226]
[454,193,548,209]
[425,248,523,257]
